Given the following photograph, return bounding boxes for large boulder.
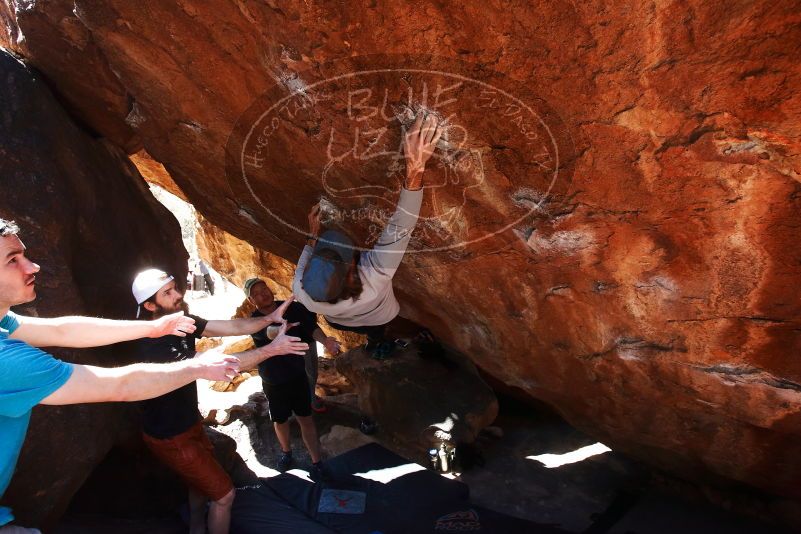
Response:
[0,50,186,528]
[336,344,499,457]
[0,0,138,151]
[3,0,801,499]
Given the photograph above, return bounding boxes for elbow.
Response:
[108,374,136,402]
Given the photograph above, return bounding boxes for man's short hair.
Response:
[0,219,19,237]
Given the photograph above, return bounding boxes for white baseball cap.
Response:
[132,269,174,317]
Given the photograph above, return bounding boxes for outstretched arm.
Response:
[237,322,310,369]
[403,113,443,191]
[292,207,320,304]
[40,350,240,405]
[313,327,341,356]
[364,113,442,274]
[10,312,197,348]
[204,298,294,337]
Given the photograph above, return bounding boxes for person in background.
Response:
[198,260,215,296]
[244,278,336,479]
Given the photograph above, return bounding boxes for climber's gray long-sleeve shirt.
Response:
[293,187,423,327]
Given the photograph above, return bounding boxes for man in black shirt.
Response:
[132,269,308,534]
[243,278,339,472]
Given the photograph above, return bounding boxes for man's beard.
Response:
[154,298,189,318]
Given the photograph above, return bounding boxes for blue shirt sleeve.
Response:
[0,339,74,418]
[0,312,20,338]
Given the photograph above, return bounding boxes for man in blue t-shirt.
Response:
[0,219,306,532]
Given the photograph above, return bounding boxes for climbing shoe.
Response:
[310,460,331,483]
[370,341,395,360]
[359,417,378,435]
[276,450,293,472]
[311,395,328,413]
[414,329,457,370]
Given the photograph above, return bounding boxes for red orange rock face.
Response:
[225,55,575,258]
[0,49,188,526]
[3,0,801,499]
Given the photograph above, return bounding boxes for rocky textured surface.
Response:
[0,50,187,528]
[0,0,138,151]
[3,0,801,501]
[130,150,187,201]
[320,425,376,458]
[336,344,499,456]
[195,214,295,293]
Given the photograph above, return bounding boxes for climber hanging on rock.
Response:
[293,112,442,359]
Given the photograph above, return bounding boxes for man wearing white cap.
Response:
[0,219,243,534]
[131,268,307,534]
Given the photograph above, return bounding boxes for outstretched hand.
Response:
[150,312,197,338]
[265,295,294,326]
[194,349,241,382]
[308,204,321,239]
[268,321,310,357]
[322,336,341,356]
[403,112,443,189]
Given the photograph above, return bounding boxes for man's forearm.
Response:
[42,359,205,405]
[312,328,326,344]
[364,186,424,273]
[293,246,314,292]
[236,345,276,370]
[204,316,269,337]
[404,170,423,191]
[116,360,203,401]
[12,316,161,348]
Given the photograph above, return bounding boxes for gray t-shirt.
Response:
[293,187,423,327]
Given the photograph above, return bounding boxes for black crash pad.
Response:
[231,443,564,534]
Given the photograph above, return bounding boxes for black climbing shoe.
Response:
[277,450,293,472]
[310,460,331,483]
[370,341,395,360]
[414,329,457,370]
[359,417,378,435]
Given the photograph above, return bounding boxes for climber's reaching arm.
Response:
[364,113,442,274]
[293,244,315,297]
[403,113,443,191]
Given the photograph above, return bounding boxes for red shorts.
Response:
[142,421,233,501]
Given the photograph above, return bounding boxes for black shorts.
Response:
[326,319,387,343]
[264,377,312,423]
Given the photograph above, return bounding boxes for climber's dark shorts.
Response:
[142,421,233,502]
[263,376,312,424]
[326,320,387,345]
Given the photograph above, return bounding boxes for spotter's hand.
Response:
[150,312,196,338]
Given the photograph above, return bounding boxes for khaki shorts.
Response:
[143,421,233,502]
